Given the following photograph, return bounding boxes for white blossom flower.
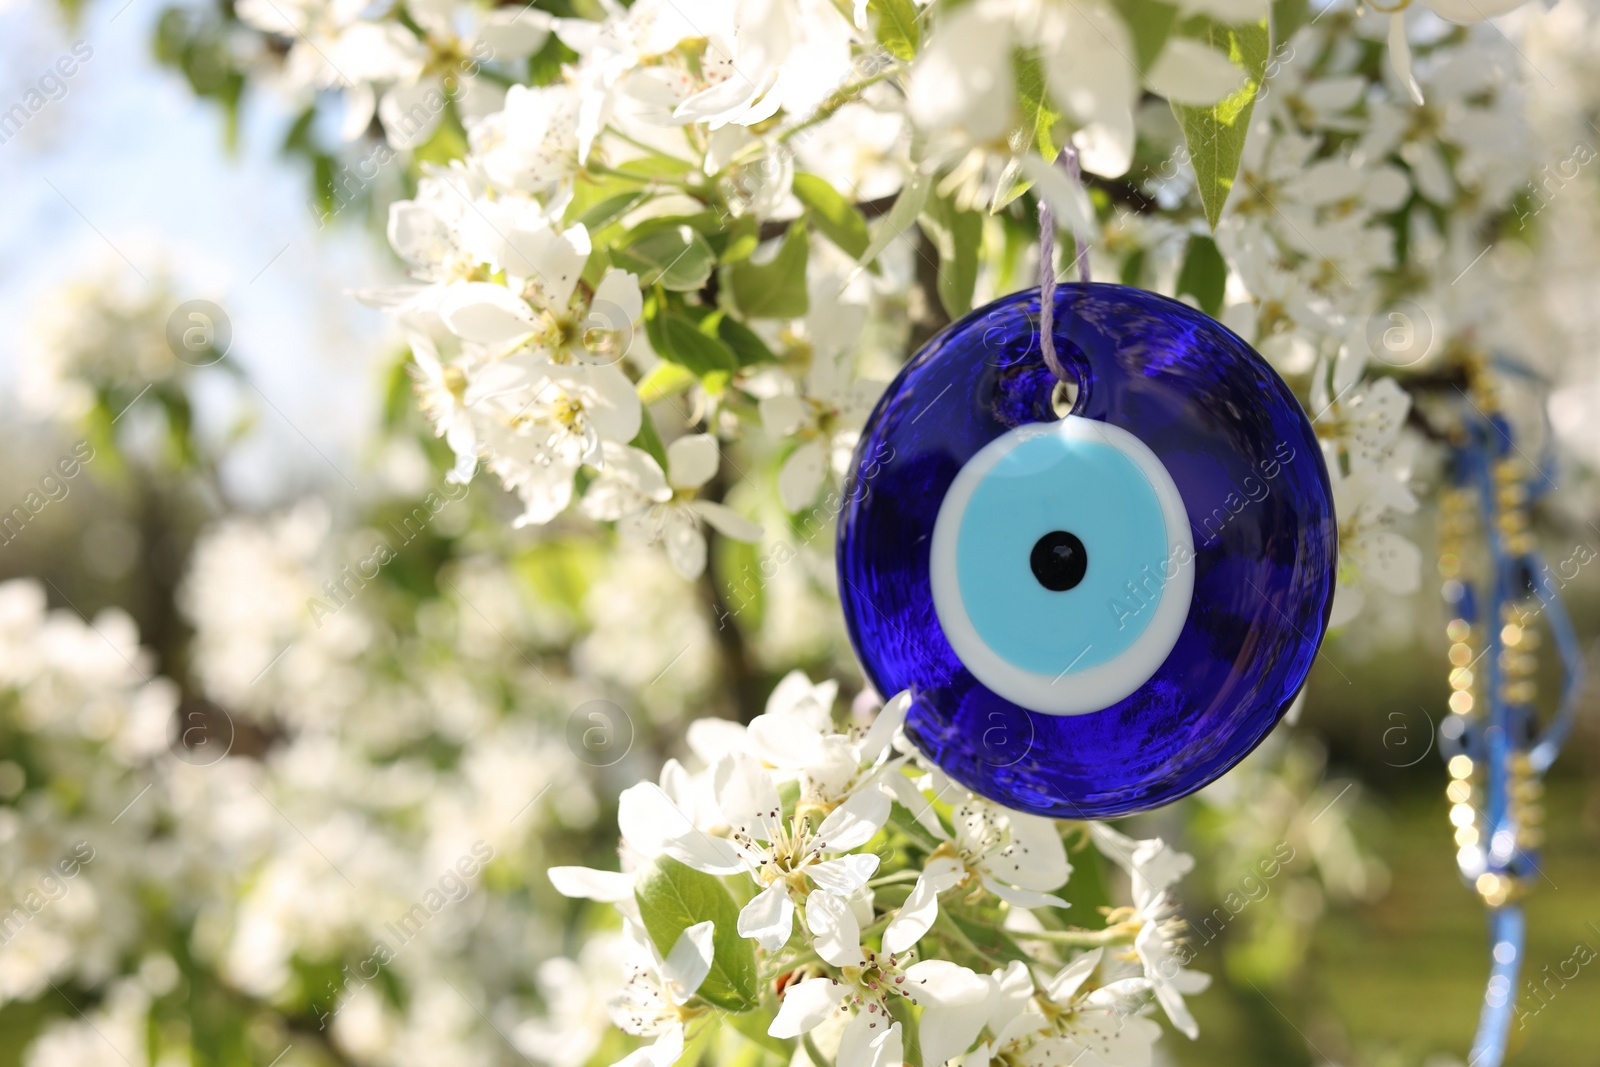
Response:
[583,434,765,580]
[884,798,1071,953]
[1089,826,1210,1039]
[743,675,908,813]
[769,892,992,1067]
[1036,964,1163,1067]
[715,752,882,951]
[474,82,585,194]
[607,920,716,1067]
[909,0,1247,181]
[760,268,884,512]
[514,935,628,1067]
[377,0,550,149]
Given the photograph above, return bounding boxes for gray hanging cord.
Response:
[1038,145,1089,385]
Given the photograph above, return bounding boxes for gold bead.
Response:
[1449,755,1475,779]
[1504,680,1537,704]
[1449,642,1474,667]
[1447,619,1472,643]
[1477,872,1512,907]
[1456,824,1480,847]
[1450,691,1475,714]
[1447,780,1473,804]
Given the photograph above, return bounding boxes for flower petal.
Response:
[1020,153,1095,241]
[806,885,866,967]
[547,865,636,902]
[983,811,1071,892]
[777,441,827,512]
[769,977,847,1038]
[738,881,795,952]
[857,690,909,766]
[1045,947,1102,1003]
[690,501,764,543]
[882,856,965,955]
[618,782,744,874]
[815,786,890,852]
[667,433,721,490]
[838,1008,902,1067]
[663,517,708,580]
[881,772,949,841]
[379,80,446,150]
[608,1025,683,1067]
[439,283,537,346]
[713,753,783,841]
[1144,38,1245,106]
[806,853,880,895]
[663,921,716,1003]
[904,960,992,1066]
[1387,12,1424,107]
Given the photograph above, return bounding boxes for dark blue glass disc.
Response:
[837,284,1336,818]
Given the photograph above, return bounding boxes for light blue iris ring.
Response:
[928,417,1195,715]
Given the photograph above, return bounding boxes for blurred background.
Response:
[1,0,1598,1065]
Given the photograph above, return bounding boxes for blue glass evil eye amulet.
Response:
[837,284,1337,818]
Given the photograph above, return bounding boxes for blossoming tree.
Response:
[5,0,1598,1063]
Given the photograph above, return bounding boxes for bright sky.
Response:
[0,0,402,505]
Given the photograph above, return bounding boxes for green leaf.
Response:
[721,215,761,264]
[615,153,695,179]
[1269,0,1311,49]
[861,173,930,268]
[885,800,944,853]
[885,998,922,1066]
[944,908,1037,969]
[715,536,766,632]
[727,224,809,319]
[412,104,469,167]
[1175,233,1227,316]
[729,995,793,1057]
[867,0,921,60]
[571,190,646,233]
[512,539,605,613]
[921,195,983,320]
[1014,48,1061,160]
[1170,15,1270,230]
[528,32,579,86]
[629,413,669,470]
[637,360,698,404]
[1055,836,1114,916]
[686,307,777,367]
[792,173,871,259]
[646,309,739,384]
[613,226,717,292]
[633,857,760,1013]
[1111,0,1180,71]
[990,49,1064,213]
[675,1017,717,1067]
[1120,247,1147,288]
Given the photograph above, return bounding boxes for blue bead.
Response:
[837,284,1337,817]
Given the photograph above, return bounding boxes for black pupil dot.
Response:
[1030,531,1087,591]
